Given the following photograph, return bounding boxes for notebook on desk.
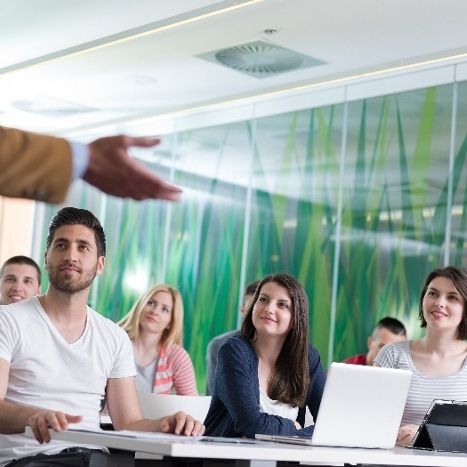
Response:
[255,362,411,449]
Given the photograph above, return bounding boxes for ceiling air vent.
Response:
[197,40,324,79]
[11,96,95,118]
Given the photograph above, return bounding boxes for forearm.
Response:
[0,126,72,202]
[116,412,204,437]
[116,418,162,432]
[0,399,45,434]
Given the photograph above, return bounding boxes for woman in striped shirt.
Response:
[376,266,467,446]
[119,284,198,395]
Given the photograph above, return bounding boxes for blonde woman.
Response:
[119,284,198,395]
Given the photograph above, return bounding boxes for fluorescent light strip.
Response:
[114,51,467,124]
[0,0,263,76]
[182,50,467,113]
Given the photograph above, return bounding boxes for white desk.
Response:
[27,428,467,467]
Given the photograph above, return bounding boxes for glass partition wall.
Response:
[33,79,467,390]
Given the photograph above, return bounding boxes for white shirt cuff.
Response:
[70,141,90,180]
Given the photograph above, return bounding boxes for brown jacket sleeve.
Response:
[0,126,73,203]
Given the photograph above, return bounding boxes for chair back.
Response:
[137,391,212,422]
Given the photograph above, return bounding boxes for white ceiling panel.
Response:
[0,0,466,136]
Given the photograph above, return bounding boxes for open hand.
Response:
[27,411,82,444]
[85,135,182,201]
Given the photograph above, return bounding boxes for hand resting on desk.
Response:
[158,411,205,437]
[26,409,204,444]
[396,424,418,446]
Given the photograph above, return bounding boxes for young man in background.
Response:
[0,256,41,305]
[343,317,407,366]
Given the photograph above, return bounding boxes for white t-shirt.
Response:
[0,297,136,465]
[375,341,467,426]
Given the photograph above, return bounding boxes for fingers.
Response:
[27,412,83,444]
[193,420,205,436]
[396,425,417,446]
[85,135,182,201]
[100,135,161,149]
[160,412,205,437]
[124,158,182,201]
[120,136,161,148]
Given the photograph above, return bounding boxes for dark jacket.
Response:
[204,334,326,438]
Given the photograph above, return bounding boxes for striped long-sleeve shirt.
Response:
[152,344,198,395]
[375,341,467,425]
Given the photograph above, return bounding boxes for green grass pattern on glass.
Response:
[30,82,467,389]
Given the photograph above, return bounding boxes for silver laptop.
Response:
[256,362,411,449]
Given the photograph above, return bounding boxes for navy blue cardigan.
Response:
[204,334,326,438]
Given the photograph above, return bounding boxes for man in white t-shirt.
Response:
[0,207,203,467]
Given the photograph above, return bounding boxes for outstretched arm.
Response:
[0,126,182,203]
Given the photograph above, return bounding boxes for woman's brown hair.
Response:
[241,273,310,407]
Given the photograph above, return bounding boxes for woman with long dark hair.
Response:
[204,273,325,438]
[376,266,467,446]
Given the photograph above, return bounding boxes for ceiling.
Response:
[1,0,467,139]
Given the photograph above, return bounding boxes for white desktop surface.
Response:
[24,427,467,467]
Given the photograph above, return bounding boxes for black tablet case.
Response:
[413,400,467,452]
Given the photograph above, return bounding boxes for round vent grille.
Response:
[214,43,304,75]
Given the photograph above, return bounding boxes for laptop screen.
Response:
[311,362,411,449]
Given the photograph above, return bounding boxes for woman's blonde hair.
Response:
[119,283,184,347]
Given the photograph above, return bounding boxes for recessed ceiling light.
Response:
[11,96,95,118]
[123,75,158,86]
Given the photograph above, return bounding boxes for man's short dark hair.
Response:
[375,317,407,336]
[46,207,106,257]
[0,255,41,285]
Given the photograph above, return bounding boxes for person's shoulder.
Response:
[88,308,128,337]
[342,353,367,365]
[165,343,190,358]
[375,340,410,368]
[220,333,251,354]
[307,342,324,363]
[225,332,248,345]
[0,303,18,324]
[0,297,38,320]
[88,307,116,325]
[382,340,410,355]
[209,329,238,347]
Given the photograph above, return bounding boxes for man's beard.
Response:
[47,264,97,294]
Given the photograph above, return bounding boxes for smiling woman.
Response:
[118,283,198,395]
[204,272,326,438]
[375,266,467,446]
